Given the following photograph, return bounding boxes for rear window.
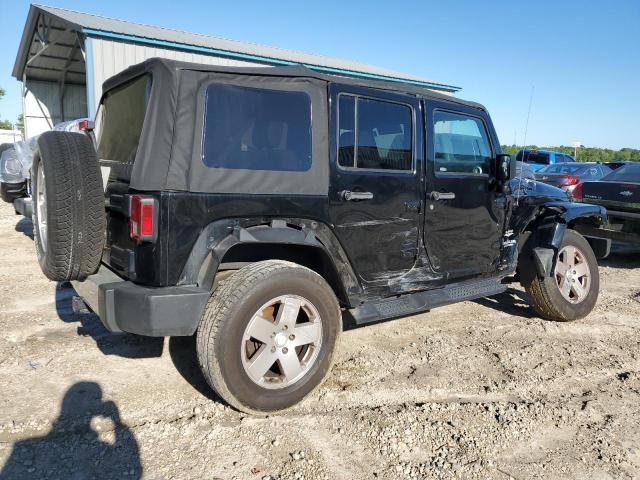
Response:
[202,84,312,172]
[517,151,550,165]
[96,75,151,165]
[602,163,640,183]
[539,164,585,174]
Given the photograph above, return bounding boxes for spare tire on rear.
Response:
[32,131,105,281]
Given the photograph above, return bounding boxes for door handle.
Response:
[341,190,374,201]
[429,191,456,201]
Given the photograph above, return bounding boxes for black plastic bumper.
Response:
[1,181,27,203]
[13,197,32,218]
[72,266,210,336]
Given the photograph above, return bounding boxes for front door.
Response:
[329,85,423,285]
[424,101,506,280]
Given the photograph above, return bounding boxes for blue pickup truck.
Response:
[516,149,576,171]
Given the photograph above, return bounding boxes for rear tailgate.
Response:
[95,74,154,281]
[583,181,640,213]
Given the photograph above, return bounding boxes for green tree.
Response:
[15,114,24,136]
[0,86,14,130]
[502,145,640,162]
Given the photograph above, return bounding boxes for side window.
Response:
[338,94,413,171]
[338,96,355,167]
[202,84,312,171]
[433,111,492,175]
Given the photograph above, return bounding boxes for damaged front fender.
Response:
[516,201,607,279]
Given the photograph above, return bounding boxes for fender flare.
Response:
[518,201,607,278]
[177,217,361,302]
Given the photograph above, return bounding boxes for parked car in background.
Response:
[535,162,613,200]
[516,149,575,171]
[578,162,640,245]
[0,118,94,216]
[0,138,36,204]
[604,161,632,171]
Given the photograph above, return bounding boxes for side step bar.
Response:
[349,277,507,325]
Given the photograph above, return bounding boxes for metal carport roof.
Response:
[13,4,460,92]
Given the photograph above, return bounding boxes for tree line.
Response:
[502,145,640,163]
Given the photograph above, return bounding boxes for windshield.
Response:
[601,163,640,183]
[515,161,536,179]
[539,164,586,174]
[517,150,550,165]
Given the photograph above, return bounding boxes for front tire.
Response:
[196,260,341,414]
[525,229,599,322]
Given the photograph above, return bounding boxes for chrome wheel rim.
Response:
[240,295,323,389]
[35,163,47,252]
[554,245,591,303]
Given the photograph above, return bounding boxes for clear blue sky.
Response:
[1,1,638,149]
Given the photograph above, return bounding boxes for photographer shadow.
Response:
[0,382,142,479]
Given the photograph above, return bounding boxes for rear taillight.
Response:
[572,182,584,201]
[561,175,579,186]
[129,195,156,243]
[77,119,94,131]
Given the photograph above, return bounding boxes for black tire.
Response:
[196,260,341,414]
[524,229,599,322]
[32,131,105,281]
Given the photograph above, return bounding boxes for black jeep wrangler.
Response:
[31,58,607,414]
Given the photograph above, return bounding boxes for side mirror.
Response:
[495,153,514,185]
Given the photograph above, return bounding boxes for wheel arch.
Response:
[178,218,359,307]
[517,202,607,280]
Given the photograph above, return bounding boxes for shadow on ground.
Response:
[55,282,164,359]
[473,288,537,319]
[169,336,225,403]
[0,382,142,480]
[14,217,33,239]
[55,283,225,404]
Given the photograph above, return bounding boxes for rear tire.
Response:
[32,131,105,281]
[196,260,341,414]
[524,229,599,322]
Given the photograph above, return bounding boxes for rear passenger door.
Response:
[423,101,506,280]
[329,85,423,284]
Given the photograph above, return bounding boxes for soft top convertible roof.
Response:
[101,58,486,111]
[99,58,487,195]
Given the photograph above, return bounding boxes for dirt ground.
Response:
[1,200,639,480]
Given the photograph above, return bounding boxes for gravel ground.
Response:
[1,200,639,480]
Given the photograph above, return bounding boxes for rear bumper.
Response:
[13,197,32,218]
[71,265,210,336]
[1,181,27,203]
[574,222,640,246]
